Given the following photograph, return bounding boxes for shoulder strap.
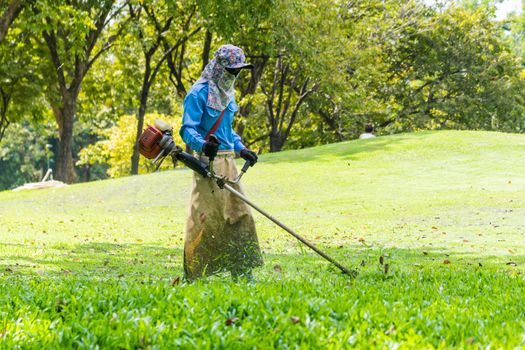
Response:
[205,108,227,141]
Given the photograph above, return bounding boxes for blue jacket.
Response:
[179,82,245,153]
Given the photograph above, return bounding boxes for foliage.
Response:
[0,0,24,43]
[77,112,183,177]
[0,3,47,143]
[1,131,525,347]
[27,0,129,183]
[0,119,56,190]
[1,0,525,181]
[377,3,525,132]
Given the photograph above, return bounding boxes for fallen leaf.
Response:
[273,265,282,273]
[466,337,476,344]
[443,259,451,265]
[508,249,516,254]
[358,237,365,243]
[290,316,300,324]
[171,277,181,286]
[225,317,239,326]
[431,226,438,230]
[314,236,321,240]
[62,269,72,274]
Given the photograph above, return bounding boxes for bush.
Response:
[77,113,183,178]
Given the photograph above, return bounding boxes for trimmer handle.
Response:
[174,150,209,178]
[241,160,252,173]
[206,134,220,163]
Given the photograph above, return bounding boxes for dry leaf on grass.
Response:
[225,317,239,326]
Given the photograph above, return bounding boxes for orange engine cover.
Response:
[139,126,163,159]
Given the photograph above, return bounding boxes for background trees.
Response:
[0,0,524,190]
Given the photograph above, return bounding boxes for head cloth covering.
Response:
[195,44,253,111]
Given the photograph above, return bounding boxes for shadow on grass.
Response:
[1,241,524,282]
[0,242,183,278]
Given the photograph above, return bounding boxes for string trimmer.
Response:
[139,120,357,277]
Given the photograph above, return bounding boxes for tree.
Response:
[378,2,525,131]
[196,0,276,125]
[127,0,201,175]
[246,0,342,152]
[261,55,319,152]
[32,0,128,182]
[0,118,56,190]
[0,1,46,143]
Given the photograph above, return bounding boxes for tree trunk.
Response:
[0,0,23,43]
[131,84,150,175]
[235,56,269,139]
[54,95,77,183]
[0,112,8,143]
[201,29,212,71]
[82,164,91,182]
[0,88,10,143]
[319,110,344,141]
[269,132,285,152]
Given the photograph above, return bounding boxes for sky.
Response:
[422,0,523,19]
[495,0,523,19]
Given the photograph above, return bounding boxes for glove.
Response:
[203,135,220,159]
[240,148,258,166]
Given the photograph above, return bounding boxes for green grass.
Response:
[1,130,525,349]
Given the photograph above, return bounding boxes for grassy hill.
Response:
[1,131,525,348]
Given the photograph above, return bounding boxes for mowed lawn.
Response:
[1,130,525,349]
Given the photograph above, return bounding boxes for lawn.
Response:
[1,130,525,349]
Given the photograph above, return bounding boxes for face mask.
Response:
[225,67,242,77]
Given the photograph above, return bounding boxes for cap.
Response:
[214,44,254,69]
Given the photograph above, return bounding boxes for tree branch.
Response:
[42,27,67,94]
[283,79,318,140]
[275,61,289,127]
[0,0,23,43]
[87,15,131,70]
[245,132,270,148]
[279,68,298,133]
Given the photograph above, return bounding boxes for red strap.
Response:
[205,108,226,141]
